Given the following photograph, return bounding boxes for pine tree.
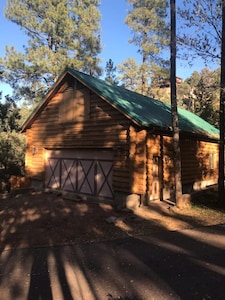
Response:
[125,0,169,95]
[1,0,102,103]
[184,69,220,127]
[117,57,142,92]
[105,59,118,85]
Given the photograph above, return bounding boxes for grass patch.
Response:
[190,187,225,212]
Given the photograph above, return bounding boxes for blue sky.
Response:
[0,0,218,97]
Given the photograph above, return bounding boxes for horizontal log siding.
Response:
[180,139,218,184]
[113,155,133,193]
[25,129,32,177]
[162,137,218,189]
[129,127,147,194]
[25,129,45,180]
[25,87,131,192]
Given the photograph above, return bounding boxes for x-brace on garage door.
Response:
[45,150,113,199]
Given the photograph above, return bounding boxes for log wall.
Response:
[162,136,219,192]
[24,76,219,198]
[129,127,147,194]
[180,139,218,187]
[25,81,131,193]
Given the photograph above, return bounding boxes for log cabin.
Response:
[21,68,219,207]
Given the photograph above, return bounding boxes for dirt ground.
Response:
[0,189,225,251]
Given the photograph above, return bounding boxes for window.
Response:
[209,153,215,170]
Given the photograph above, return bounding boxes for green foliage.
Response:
[105,59,118,85]
[183,68,220,127]
[150,63,170,86]
[125,0,169,95]
[126,0,169,56]
[0,96,25,189]
[117,57,171,98]
[117,57,142,92]
[18,103,33,127]
[148,63,170,99]
[1,0,102,103]
[149,67,220,127]
[0,131,25,176]
[176,81,191,107]
[0,96,21,132]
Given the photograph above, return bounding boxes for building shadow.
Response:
[0,191,225,299]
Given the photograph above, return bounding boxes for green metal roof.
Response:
[68,68,219,140]
[22,68,219,140]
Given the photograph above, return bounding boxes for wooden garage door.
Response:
[45,149,113,198]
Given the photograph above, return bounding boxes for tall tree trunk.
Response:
[170,0,183,206]
[219,0,225,205]
[141,47,147,96]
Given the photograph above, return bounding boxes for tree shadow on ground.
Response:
[190,186,225,211]
[0,190,225,299]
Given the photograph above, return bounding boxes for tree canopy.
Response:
[125,0,169,95]
[117,57,142,92]
[1,0,102,103]
[0,95,25,189]
[105,59,118,85]
[184,68,220,127]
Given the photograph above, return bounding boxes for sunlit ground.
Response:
[0,191,225,299]
[0,190,224,251]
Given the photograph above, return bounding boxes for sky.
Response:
[0,0,218,97]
